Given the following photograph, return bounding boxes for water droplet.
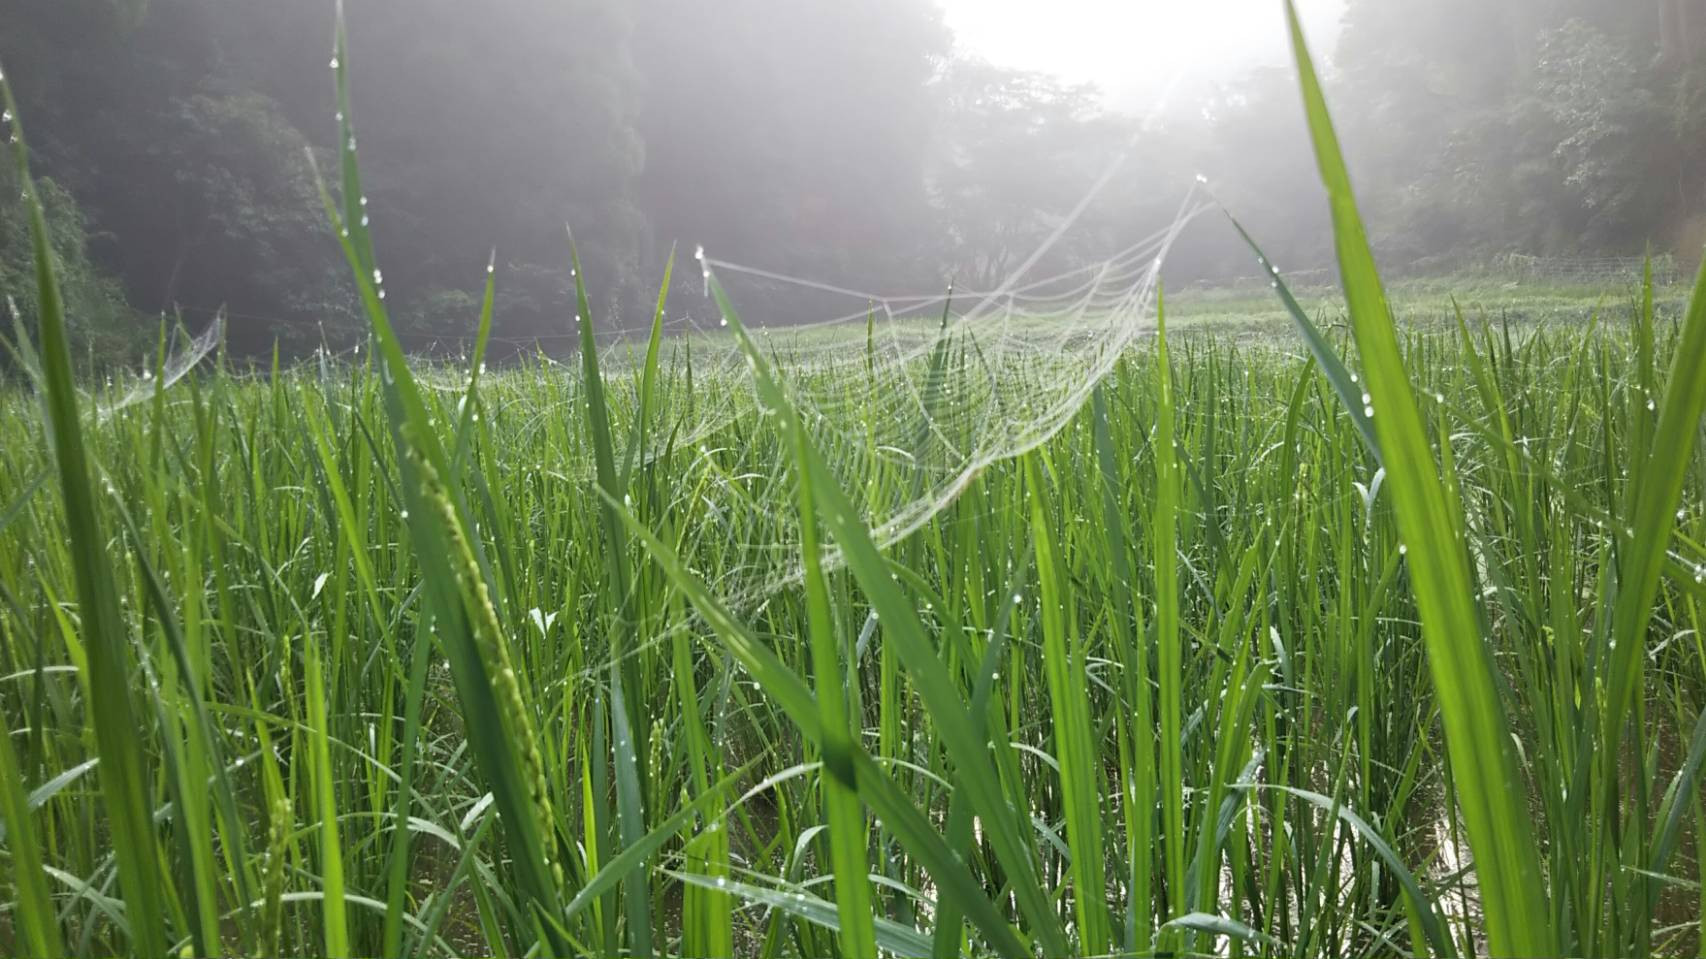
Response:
[1349,372,1359,384]
[347,135,357,152]
[360,213,370,227]
[1194,173,1209,184]
[1363,405,1375,418]
[719,316,728,328]
[1398,543,1407,556]
[329,56,340,69]
[359,195,369,207]
[372,268,384,285]
[1360,391,1372,405]
[400,509,409,520]
[1,110,11,123]
[1646,398,1656,411]
[377,288,386,300]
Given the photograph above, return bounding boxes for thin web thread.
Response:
[677,172,1209,606]
[97,312,226,422]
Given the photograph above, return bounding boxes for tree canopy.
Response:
[1,0,1702,357]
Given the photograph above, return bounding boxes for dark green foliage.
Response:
[0,171,140,361]
[6,0,1705,363]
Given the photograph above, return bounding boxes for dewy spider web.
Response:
[648,170,1211,606]
[97,311,226,422]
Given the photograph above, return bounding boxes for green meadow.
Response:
[3,7,1706,959]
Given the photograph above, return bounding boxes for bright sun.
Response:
[936,0,1347,112]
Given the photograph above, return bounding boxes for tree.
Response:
[929,61,1126,288]
[635,0,948,310]
[0,171,142,362]
[1327,0,1704,257]
[1533,20,1666,248]
[0,0,352,353]
[335,0,649,340]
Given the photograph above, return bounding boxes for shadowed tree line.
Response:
[1,0,1703,358]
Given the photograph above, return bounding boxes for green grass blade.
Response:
[2,58,169,959]
[707,270,1069,957]
[411,803,498,957]
[568,230,653,959]
[1605,238,1706,763]
[1650,706,1706,875]
[107,487,256,952]
[1153,288,1187,933]
[1247,783,1455,957]
[931,557,1031,959]
[672,872,935,959]
[1282,5,1553,954]
[797,378,879,956]
[602,490,1034,959]
[0,701,64,957]
[315,19,569,950]
[1161,911,1281,950]
[1227,214,1380,465]
[1026,451,1111,954]
[304,628,349,958]
[450,251,499,475]
[621,245,675,488]
[1093,384,1155,948]
[563,758,763,922]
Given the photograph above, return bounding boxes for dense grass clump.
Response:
[3,285,1705,956]
[4,5,1706,958]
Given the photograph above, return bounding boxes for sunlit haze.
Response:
[938,0,1348,112]
[3,3,1701,956]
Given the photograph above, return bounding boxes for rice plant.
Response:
[2,4,1705,957]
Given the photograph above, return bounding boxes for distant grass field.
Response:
[1169,274,1696,338]
[3,5,1706,959]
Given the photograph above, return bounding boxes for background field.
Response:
[3,272,1704,956]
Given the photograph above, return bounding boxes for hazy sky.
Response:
[937,0,1347,113]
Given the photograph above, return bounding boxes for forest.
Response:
[2,0,1704,355]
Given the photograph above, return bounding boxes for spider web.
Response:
[635,175,1210,605]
